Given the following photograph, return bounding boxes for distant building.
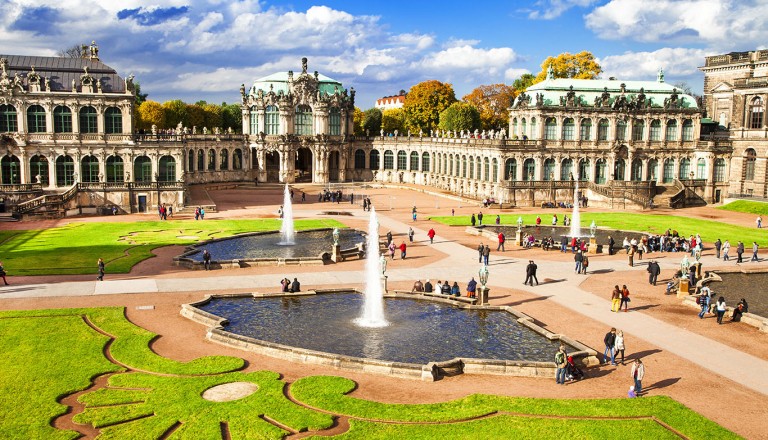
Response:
[375,91,406,110]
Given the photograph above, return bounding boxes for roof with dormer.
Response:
[251,71,344,96]
[0,54,125,93]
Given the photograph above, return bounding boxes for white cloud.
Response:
[504,68,531,82]
[527,0,598,20]
[416,45,519,75]
[599,47,709,81]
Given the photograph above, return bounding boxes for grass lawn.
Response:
[718,200,768,216]
[0,307,739,439]
[430,212,768,246]
[0,218,344,276]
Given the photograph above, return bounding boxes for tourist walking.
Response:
[631,359,645,396]
[495,215,500,225]
[714,238,722,259]
[412,206,417,222]
[555,344,567,385]
[581,253,589,274]
[524,260,539,286]
[408,227,414,243]
[611,285,622,312]
[603,328,617,365]
[751,242,759,262]
[482,245,490,266]
[478,211,484,226]
[698,285,712,319]
[97,258,105,281]
[471,214,476,227]
[386,231,393,246]
[614,330,626,364]
[620,285,631,312]
[628,246,635,267]
[736,241,745,263]
[757,215,762,228]
[477,242,484,263]
[608,235,615,255]
[399,241,407,259]
[202,249,212,270]
[388,241,396,260]
[200,207,205,220]
[722,240,731,261]
[647,260,660,285]
[0,261,9,285]
[427,228,436,244]
[497,232,505,252]
[715,296,727,324]
[574,250,583,273]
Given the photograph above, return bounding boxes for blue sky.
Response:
[1,0,766,108]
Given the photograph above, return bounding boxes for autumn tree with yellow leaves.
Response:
[533,51,602,83]
[463,84,517,130]
[403,80,457,133]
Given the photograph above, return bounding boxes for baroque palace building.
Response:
[0,47,765,217]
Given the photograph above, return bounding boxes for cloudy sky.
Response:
[1,0,765,108]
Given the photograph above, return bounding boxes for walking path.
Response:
[2,209,768,397]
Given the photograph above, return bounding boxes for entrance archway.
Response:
[295,147,313,182]
[265,151,280,182]
[329,151,340,182]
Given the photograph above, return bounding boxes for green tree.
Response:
[136,100,166,130]
[202,103,223,129]
[403,80,456,133]
[381,108,406,134]
[533,51,602,84]
[437,102,481,132]
[463,84,517,130]
[185,104,205,129]
[133,81,149,105]
[353,107,365,136]
[362,108,382,135]
[221,103,242,132]
[512,73,535,92]
[163,100,187,128]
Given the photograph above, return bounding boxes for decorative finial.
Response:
[657,67,665,83]
[546,64,554,80]
[301,57,308,74]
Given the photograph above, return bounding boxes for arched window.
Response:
[159,155,176,182]
[265,105,279,135]
[422,152,430,172]
[512,118,518,137]
[595,159,606,184]
[632,119,644,141]
[562,118,575,140]
[220,149,229,170]
[647,159,658,181]
[492,158,498,181]
[750,97,764,129]
[0,155,20,184]
[468,156,474,178]
[233,149,243,170]
[505,158,517,180]
[696,158,706,179]
[649,120,661,141]
[188,150,194,172]
[523,158,535,181]
[30,155,49,185]
[106,155,124,183]
[631,159,642,181]
[578,159,590,181]
[543,158,555,180]
[615,120,627,141]
[484,157,490,181]
[370,150,380,170]
[197,150,204,171]
[53,106,72,133]
[530,117,537,140]
[682,119,694,141]
[295,105,313,135]
[714,158,726,182]
[745,149,756,180]
[410,151,419,171]
[81,155,99,183]
[208,149,216,171]
[329,107,341,135]
[560,158,573,180]
[580,118,592,141]
[521,118,527,139]
[461,155,467,178]
[679,158,691,180]
[134,156,152,182]
[663,159,675,183]
[598,119,609,141]
[397,150,407,170]
[442,154,447,175]
[614,158,625,180]
[544,117,557,140]
[383,150,394,170]
[56,155,74,186]
[27,105,47,133]
[665,119,678,141]
[449,154,454,175]
[0,105,17,132]
[354,149,366,169]
[105,107,122,134]
[249,106,258,134]
[79,106,97,133]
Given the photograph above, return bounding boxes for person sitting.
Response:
[280,278,290,292]
[435,280,443,293]
[441,281,451,296]
[451,281,461,297]
[731,298,748,322]
[424,279,433,293]
[466,277,477,298]
[290,278,301,293]
[202,249,212,271]
[666,272,681,294]
[412,279,424,292]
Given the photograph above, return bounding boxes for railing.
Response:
[669,179,687,208]
[13,195,46,214]
[0,183,43,193]
[734,77,768,88]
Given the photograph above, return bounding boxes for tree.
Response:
[512,73,535,92]
[132,81,149,106]
[362,108,382,135]
[403,80,457,133]
[533,51,602,84]
[381,108,406,134]
[463,84,517,130]
[185,104,205,129]
[163,100,187,128]
[56,44,85,58]
[202,103,223,129]
[221,103,242,132]
[353,107,365,136]
[136,100,165,130]
[438,102,481,132]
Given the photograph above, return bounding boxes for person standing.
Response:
[736,241,745,263]
[386,231,393,246]
[482,245,490,266]
[698,285,712,319]
[628,245,635,267]
[555,344,567,385]
[631,359,645,396]
[715,296,727,324]
[200,207,205,220]
[478,211,484,226]
[399,241,407,259]
[647,260,660,285]
[611,285,622,312]
[757,215,762,228]
[574,250,583,274]
[495,215,501,225]
[751,242,759,262]
[620,285,631,312]
[477,242,484,263]
[471,214,476,227]
[0,261,9,285]
[408,227,414,243]
[97,258,105,281]
[722,239,731,261]
[466,277,477,298]
[608,235,615,255]
[614,330,626,365]
[524,260,539,286]
[714,238,722,259]
[497,232,506,252]
[581,253,589,274]
[412,206,417,222]
[603,328,617,365]
[388,241,396,260]
[427,228,436,244]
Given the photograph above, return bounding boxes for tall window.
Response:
[523,158,535,181]
[649,120,661,141]
[397,150,407,170]
[220,149,229,170]
[468,157,474,178]
[329,107,341,135]
[679,158,691,180]
[461,156,467,177]
[79,106,97,133]
[615,120,626,141]
[505,159,517,181]
[492,158,498,181]
[598,119,609,141]
[682,119,694,141]
[422,152,430,172]
[53,106,73,133]
[0,105,17,132]
[544,117,557,140]
[233,149,243,170]
[105,107,122,134]
[614,159,625,180]
[55,155,75,186]
[530,118,537,140]
[595,159,606,184]
[106,155,124,183]
[750,97,764,129]
[370,150,380,169]
[745,149,756,180]
[578,159,590,181]
[580,119,592,141]
[81,155,99,183]
[0,155,20,184]
[665,119,678,141]
[521,119,527,138]
[631,159,642,181]
[632,119,644,141]
[713,158,726,182]
[159,155,176,182]
[265,105,279,135]
[696,158,706,179]
[383,150,393,169]
[295,105,313,135]
[30,155,49,185]
[208,149,216,171]
[197,150,204,171]
[647,159,658,181]
[134,156,152,182]
[560,158,573,180]
[188,150,194,172]
[27,105,47,133]
[354,149,366,169]
[562,118,574,140]
[410,151,419,171]
[663,159,674,183]
[249,107,258,133]
[543,158,555,180]
[512,118,518,137]
[484,157,490,181]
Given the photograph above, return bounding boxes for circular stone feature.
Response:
[201,382,259,402]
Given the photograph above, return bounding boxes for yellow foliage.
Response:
[136,100,165,130]
[533,51,602,84]
[463,84,517,130]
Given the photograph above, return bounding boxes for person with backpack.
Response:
[555,344,567,385]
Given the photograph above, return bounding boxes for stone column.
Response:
[241,109,250,135]
[72,106,81,134]
[19,149,27,184]
[47,156,56,189]
[44,103,53,134]
[279,108,290,135]
[96,106,105,134]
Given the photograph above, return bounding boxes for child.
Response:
[628,385,637,398]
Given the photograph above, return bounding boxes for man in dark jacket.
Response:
[737,241,745,263]
[524,260,539,286]
[714,238,722,259]
[608,235,615,255]
[290,278,301,292]
[424,280,433,293]
[603,328,617,365]
[647,260,661,285]
[466,277,478,298]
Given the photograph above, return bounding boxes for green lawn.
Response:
[0,218,344,276]
[430,212,767,245]
[718,200,768,216]
[0,307,739,439]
